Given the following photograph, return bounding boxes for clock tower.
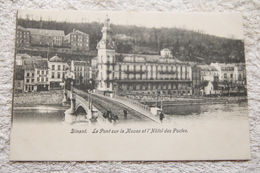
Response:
[96,15,116,91]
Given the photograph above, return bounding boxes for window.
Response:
[37,70,40,74]
[37,77,39,81]
[42,71,44,74]
[52,65,55,70]
[41,77,44,82]
[32,73,34,77]
[224,73,227,79]
[26,79,29,83]
[57,72,61,78]
[230,74,233,78]
[31,79,34,83]
[17,82,21,87]
[46,71,48,75]
[58,65,61,70]
[52,72,55,78]
[27,73,30,77]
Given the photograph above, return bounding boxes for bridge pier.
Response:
[62,90,68,104]
[64,82,77,124]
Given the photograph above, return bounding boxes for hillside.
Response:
[17,18,245,64]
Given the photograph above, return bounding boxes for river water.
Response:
[13,105,69,123]
[163,102,248,122]
[12,102,249,124]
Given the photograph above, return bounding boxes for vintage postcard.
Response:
[10,10,251,161]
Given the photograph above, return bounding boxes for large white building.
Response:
[71,60,91,86]
[48,55,68,89]
[210,62,246,83]
[94,16,192,96]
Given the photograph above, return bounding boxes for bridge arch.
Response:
[75,105,87,115]
[75,103,89,115]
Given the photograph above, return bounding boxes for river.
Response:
[13,105,69,124]
[162,102,248,122]
[12,102,248,124]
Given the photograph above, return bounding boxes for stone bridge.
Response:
[65,90,90,115]
[63,90,99,124]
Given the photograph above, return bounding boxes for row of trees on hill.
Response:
[17,18,245,64]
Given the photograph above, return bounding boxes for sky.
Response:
[18,10,244,40]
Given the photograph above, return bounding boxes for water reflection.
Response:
[13,103,248,124]
[13,105,68,123]
[163,103,248,121]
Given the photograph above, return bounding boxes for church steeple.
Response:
[97,15,116,50]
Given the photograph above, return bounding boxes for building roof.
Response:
[49,55,64,62]
[16,53,31,59]
[34,59,48,69]
[73,61,88,66]
[73,29,88,35]
[220,66,235,71]
[17,26,29,32]
[116,53,187,65]
[198,65,218,71]
[23,60,34,70]
[65,29,89,37]
[27,28,65,37]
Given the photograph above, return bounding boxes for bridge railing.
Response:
[114,95,151,112]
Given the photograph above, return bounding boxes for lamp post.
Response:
[70,81,76,114]
[89,80,92,109]
[161,93,163,111]
[156,89,158,108]
[62,78,67,104]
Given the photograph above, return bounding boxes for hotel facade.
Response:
[95,17,192,96]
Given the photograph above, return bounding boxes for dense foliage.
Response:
[17,18,245,64]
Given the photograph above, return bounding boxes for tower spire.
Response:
[96,15,115,50]
[96,15,116,92]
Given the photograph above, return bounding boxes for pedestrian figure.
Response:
[112,113,119,123]
[102,112,108,119]
[159,111,164,123]
[107,108,113,123]
[123,109,128,119]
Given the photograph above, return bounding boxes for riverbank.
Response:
[140,96,247,107]
[13,90,64,105]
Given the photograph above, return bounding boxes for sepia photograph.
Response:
[10,10,251,161]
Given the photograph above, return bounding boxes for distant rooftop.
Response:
[17,26,29,32]
[23,60,34,70]
[198,65,218,71]
[73,61,88,66]
[49,55,64,62]
[116,53,186,64]
[68,29,89,35]
[27,28,65,37]
[35,59,48,69]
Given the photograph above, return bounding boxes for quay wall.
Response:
[13,90,64,105]
[140,96,248,106]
